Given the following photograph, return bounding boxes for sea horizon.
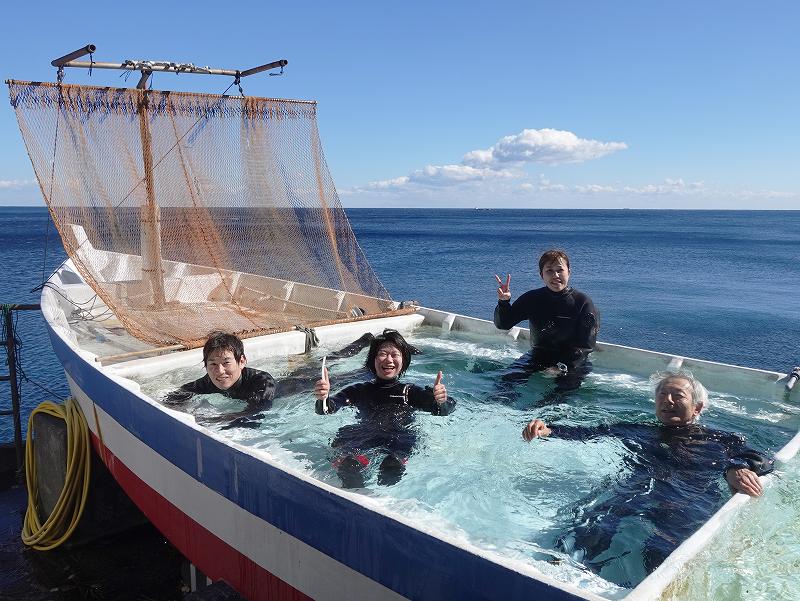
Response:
[2,204,800,212]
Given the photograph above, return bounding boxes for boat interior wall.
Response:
[40,286,75,338]
[110,314,425,381]
[420,307,517,339]
[774,429,800,462]
[417,308,791,400]
[63,226,406,344]
[43,261,163,358]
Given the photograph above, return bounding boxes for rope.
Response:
[2,303,66,401]
[221,72,245,97]
[295,325,320,353]
[21,398,92,551]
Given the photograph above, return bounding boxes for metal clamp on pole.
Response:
[137,70,152,90]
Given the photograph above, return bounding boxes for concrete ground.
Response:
[0,476,185,600]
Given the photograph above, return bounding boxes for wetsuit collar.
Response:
[221,373,245,397]
[658,421,701,432]
[545,286,573,297]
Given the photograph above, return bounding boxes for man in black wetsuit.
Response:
[493,249,598,403]
[522,372,773,583]
[314,329,456,488]
[163,332,275,420]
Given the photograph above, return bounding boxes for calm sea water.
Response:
[1,206,799,599]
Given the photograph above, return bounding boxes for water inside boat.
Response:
[136,325,800,597]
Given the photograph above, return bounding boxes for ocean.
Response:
[1,206,799,599]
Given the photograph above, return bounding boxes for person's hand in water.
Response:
[433,371,448,404]
[543,362,569,378]
[314,366,330,402]
[522,418,552,441]
[725,466,764,497]
[495,273,511,301]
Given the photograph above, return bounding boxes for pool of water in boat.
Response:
[138,326,800,598]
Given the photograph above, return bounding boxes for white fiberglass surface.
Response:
[660,453,800,601]
[138,326,799,599]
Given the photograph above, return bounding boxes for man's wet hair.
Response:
[538,249,571,275]
[653,370,709,410]
[203,331,245,365]
[365,329,413,377]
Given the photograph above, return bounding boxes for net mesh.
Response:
[9,81,403,348]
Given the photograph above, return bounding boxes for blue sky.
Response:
[1,1,798,209]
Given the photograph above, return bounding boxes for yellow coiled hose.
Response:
[21,398,91,550]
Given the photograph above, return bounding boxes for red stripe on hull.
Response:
[90,434,312,601]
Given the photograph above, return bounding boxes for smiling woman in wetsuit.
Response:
[493,249,598,402]
[313,329,456,488]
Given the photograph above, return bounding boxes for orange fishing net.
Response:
[8,81,402,348]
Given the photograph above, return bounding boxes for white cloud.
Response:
[575,184,618,194]
[367,176,410,189]
[463,128,627,167]
[355,128,626,193]
[534,175,568,192]
[341,129,796,208]
[355,164,516,191]
[407,164,516,186]
[622,179,706,195]
[522,177,707,196]
[729,188,797,200]
[0,179,35,189]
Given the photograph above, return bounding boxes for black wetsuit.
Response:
[163,367,275,428]
[316,379,456,487]
[543,421,773,584]
[165,367,275,408]
[494,286,598,400]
